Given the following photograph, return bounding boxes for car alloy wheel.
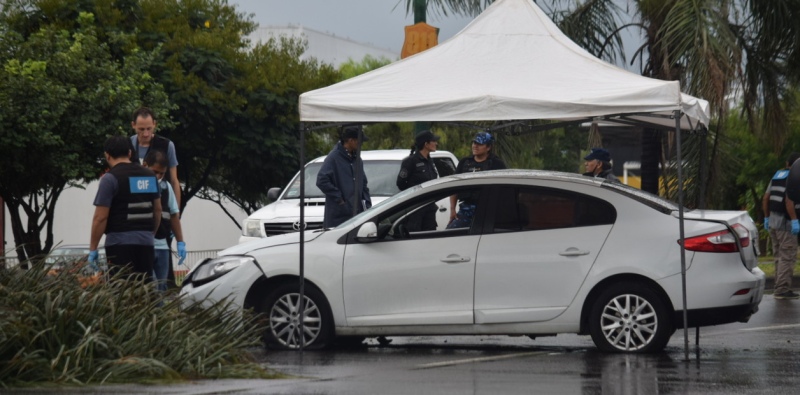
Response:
[263,284,333,350]
[589,283,672,353]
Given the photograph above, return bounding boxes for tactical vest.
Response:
[155,181,172,240]
[768,169,800,218]
[106,163,159,233]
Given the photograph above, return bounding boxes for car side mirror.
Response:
[267,187,282,201]
[356,222,378,243]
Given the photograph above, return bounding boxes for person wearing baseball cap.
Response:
[447,131,507,228]
[583,147,620,183]
[396,130,442,230]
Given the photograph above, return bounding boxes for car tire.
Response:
[588,282,672,353]
[262,284,333,350]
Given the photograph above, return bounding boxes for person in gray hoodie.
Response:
[316,126,372,228]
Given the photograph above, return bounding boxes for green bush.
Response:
[0,260,274,387]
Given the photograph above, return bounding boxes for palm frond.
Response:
[549,0,625,64]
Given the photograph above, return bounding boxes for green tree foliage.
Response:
[130,1,341,217]
[2,0,342,248]
[198,36,340,215]
[0,9,170,260]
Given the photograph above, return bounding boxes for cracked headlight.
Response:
[192,255,253,283]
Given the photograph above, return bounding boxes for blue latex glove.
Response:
[177,241,187,266]
[792,219,800,235]
[764,218,769,231]
[87,250,100,273]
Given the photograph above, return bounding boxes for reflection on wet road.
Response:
[255,295,799,395]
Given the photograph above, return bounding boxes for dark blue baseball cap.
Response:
[473,131,494,145]
[584,147,611,162]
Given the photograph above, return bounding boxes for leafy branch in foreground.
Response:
[0,261,276,387]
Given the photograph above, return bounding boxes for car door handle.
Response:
[559,248,590,256]
[440,254,471,263]
[439,207,447,212]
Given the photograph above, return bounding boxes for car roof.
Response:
[308,149,455,164]
[430,169,607,187]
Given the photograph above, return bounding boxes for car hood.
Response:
[247,196,391,221]
[223,229,326,255]
[248,198,326,220]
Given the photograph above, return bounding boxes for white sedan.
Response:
[181,170,765,353]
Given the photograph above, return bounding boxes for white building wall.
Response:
[3,182,247,256]
[250,25,399,67]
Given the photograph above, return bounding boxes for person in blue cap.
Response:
[447,131,507,228]
[583,147,620,183]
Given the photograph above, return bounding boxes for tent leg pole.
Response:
[675,110,689,361]
[696,327,700,346]
[299,122,306,352]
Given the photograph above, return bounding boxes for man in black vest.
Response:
[129,107,181,207]
[762,152,800,299]
[90,136,162,279]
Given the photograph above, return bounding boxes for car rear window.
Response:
[602,182,680,214]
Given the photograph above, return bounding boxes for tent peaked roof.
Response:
[299,0,709,129]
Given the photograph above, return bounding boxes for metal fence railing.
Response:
[173,249,221,285]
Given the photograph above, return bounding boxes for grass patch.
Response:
[0,259,277,387]
[757,256,800,278]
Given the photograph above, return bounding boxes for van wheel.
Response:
[588,282,672,353]
[262,284,333,350]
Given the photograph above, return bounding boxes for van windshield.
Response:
[282,160,403,199]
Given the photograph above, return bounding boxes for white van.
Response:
[239,149,459,243]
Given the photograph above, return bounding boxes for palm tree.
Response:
[404,0,800,205]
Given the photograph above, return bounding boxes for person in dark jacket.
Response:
[583,147,620,183]
[316,126,372,228]
[397,130,441,231]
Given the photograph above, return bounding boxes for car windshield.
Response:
[282,160,403,199]
[336,186,419,229]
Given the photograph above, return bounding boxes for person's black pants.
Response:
[105,244,154,282]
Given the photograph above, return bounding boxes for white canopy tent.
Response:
[299,0,709,130]
[295,0,710,356]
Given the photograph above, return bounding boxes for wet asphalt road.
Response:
[22,294,798,395]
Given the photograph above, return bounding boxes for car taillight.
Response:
[682,224,750,253]
[731,223,750,247]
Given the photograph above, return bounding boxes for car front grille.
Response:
[264,221,324,237]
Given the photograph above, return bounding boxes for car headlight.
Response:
[192,255,253,283]
[242,218,262,237]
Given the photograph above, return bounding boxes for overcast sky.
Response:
[228,0,640,70]
[228,0,476,54]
